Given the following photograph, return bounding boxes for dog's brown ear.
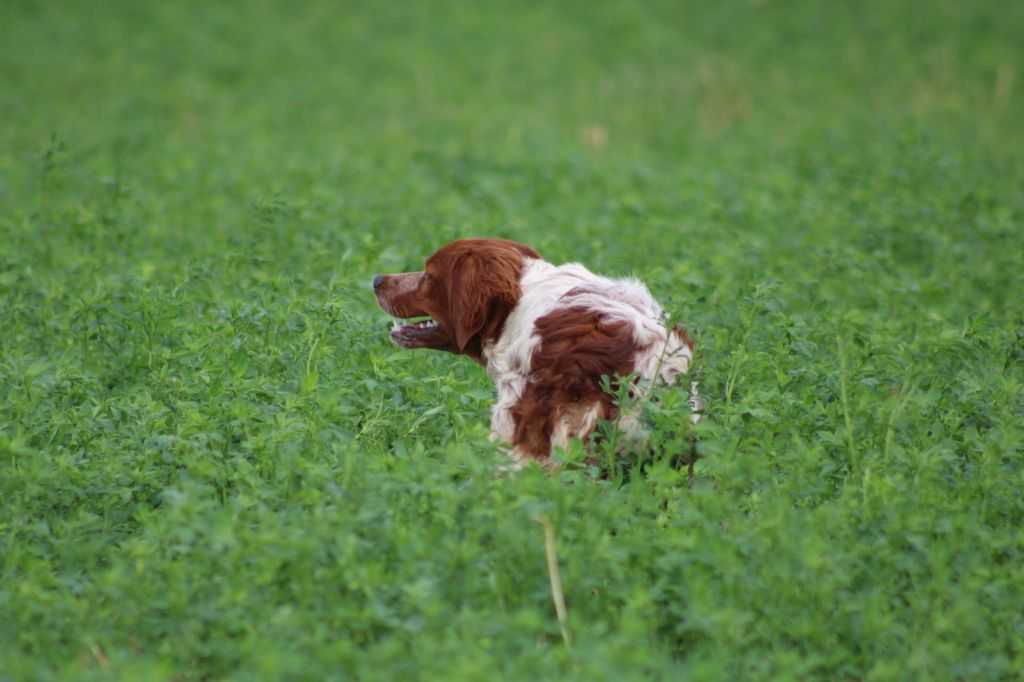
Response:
[447,247,523,351]
[507,240,541,260]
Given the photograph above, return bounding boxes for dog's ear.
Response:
[447,247,522,351]
[507,240,541,260]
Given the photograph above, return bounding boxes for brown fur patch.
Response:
[510,306,638,460]
[672,325,695,350]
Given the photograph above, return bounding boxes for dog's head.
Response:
[373,238,540,360]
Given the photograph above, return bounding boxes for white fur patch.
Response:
[550,402,603,451]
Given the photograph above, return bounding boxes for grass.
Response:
[2,0,1023,679]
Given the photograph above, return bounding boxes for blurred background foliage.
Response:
[1,1,1023,680]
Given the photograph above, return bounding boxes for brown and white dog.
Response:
[373,238,699,468]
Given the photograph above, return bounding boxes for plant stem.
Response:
[537,514,574,648]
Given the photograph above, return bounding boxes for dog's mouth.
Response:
[390,316,447,348]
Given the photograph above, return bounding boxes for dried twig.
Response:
[536,514,573,648]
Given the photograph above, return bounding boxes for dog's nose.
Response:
[373,275,385,291]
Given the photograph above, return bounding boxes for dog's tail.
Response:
[686,375,704,482]
[688,378,704,424]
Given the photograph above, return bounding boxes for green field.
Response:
[2,1,1023,679]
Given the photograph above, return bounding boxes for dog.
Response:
[373,238,699,468]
